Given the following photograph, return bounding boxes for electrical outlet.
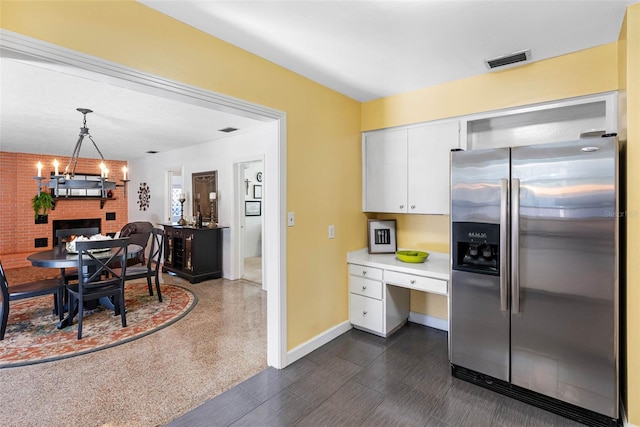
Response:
[328,225,335,239]
[288,212,295,227]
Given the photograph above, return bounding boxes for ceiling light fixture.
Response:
[34,108,129,200]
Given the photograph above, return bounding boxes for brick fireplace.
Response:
[0,151,128,269]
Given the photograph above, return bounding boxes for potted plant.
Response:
[31,191,55,220]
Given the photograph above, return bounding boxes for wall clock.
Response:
[256,172,263,182]
[137,182,150,211]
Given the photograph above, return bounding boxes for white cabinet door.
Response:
[407,120,460,214]
[363,128,408,213]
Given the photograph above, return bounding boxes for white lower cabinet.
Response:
[349,264,410,337]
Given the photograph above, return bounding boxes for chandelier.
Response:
[34,108,129,200]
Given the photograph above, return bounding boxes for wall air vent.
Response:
[218,127,238,133]
[484,49,531,70]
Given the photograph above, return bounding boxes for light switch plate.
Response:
[288,212,295,227]
[328,225,335,239]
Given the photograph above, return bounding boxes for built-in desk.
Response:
[347,249,449,337]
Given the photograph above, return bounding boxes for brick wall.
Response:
[0,152,129,269]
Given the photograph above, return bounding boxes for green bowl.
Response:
[396,250,430,263]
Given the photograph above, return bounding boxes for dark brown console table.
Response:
[161,224,227,283]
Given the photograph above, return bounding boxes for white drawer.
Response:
[349,293,383,333]
[349,276,383,299]
[384,270,448,295]
[348,264,383,281]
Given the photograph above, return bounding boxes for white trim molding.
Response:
[286,321,352,366]
[408,312,449,332]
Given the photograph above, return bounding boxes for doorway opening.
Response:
[2,31,287,368]
[236,159,264,288]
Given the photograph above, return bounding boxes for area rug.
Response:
[0,282,197,368]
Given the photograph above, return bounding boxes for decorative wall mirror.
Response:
[192,170,218,224]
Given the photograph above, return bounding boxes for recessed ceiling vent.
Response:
[218,127,238,133]
[485,49,531,70]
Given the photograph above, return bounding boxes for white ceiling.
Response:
[140,0,634,101]
[0,1,634,160]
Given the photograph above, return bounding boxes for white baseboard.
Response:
[285,320,352,366]
[408,311,449,332]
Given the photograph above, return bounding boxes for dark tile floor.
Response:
[167,323,586,427]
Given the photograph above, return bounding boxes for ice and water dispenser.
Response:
[452,223,500,275]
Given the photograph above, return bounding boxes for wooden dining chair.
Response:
[0,259,64,340]
[55,227,100,285]
[112,228,165,302]
[67,237,129,339]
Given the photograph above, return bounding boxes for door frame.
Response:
[1,30,288,368]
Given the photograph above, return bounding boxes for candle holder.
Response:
[177,197,187,225]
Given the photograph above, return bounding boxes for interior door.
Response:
[510,139,618,417]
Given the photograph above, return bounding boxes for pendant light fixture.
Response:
[34,108,129,202]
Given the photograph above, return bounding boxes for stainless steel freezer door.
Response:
[450,270,510,381]
[510,138,618,417]
[450,147,510,381]
[451,147,510,224]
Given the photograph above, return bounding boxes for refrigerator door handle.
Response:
[511,178,520,314]
[500,178,509,312]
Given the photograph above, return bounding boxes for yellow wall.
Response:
[0,0,365,350]
[620,3,640,424]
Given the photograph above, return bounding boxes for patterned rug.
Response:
[0,282,197,368]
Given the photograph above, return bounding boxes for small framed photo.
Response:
[367,219,397,254]
[245,200,261,216]
[253,185,262,199]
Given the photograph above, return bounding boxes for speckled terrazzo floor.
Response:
[0,269,267,427]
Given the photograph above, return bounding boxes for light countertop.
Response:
[347,248,450,281]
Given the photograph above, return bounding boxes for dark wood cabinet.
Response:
[162,224,226,283]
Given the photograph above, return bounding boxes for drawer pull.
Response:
[362,285,367,290]
[411,204,416,209]
[399,204,405,209]
[410,279,416,285]
[362,270,367,276]
[362,311,367,316]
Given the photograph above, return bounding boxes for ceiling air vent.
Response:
[218,127,238,133]
[485,49,531,70]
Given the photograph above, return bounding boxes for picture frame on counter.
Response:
[245,200,261,216]
[367,219,397,254]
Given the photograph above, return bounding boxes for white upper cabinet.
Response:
[363,128,408,213]
[407,120,460,214]
[363,120,460,214]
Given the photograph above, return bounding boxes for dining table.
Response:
[27,243,143,328]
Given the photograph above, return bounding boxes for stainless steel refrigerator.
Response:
[449,137,619,427]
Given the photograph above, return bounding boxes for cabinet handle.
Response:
[410,279,416,285]
[362,285,367,291]
[362,270,367,276]
[411,204,416,209]
[399,204,405,209]
[362,311,367,316]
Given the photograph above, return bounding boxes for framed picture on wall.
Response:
[253,185,262,199]
[367,219,397,254]
[245,201,261,216]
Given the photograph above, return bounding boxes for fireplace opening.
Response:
[52,218,101,246]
